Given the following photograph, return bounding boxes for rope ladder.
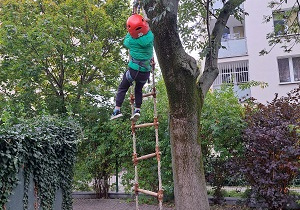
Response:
[130,60,163,210]
[130,2,163,209]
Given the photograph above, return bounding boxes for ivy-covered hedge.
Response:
[0,116,80,210]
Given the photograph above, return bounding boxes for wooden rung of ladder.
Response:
[137,188,158,197]
[130,91,156,101]
[143,91,156,98]
[134,91,156,100]
[133,122,159,129]
[136,151,162,161]
[136,188,164,201]
[137,152,156,161]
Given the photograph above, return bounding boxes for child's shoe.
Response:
[110,109,123,120]
[130,109,140,122]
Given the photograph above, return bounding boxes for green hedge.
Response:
[0,116,80,210]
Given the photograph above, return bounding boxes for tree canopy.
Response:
[0,0,129,116]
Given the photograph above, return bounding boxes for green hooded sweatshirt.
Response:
[123,31,154,72]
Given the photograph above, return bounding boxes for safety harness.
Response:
[131,57,151,70]
[126,58,152,84]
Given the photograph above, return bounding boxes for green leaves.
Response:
[201,85,246,159]
[200,85,246,203]
[0,115,80,210]
[0,0,129,116]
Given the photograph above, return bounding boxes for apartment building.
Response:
[211,0,300,103]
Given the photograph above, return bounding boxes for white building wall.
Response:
[243,0,300,103]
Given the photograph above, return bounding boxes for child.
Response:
[111,14,154,122]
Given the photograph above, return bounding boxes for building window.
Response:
[277,57,300,83]
[221,26,245,41]
[233,26,245,38]
[273,9,300,36]
[278,58,290,82]
[292,57,300,81]
[213,60,249,86]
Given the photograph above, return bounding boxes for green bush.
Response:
[200,85,246,204]
[0,115,80,210]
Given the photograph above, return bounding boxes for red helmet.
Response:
[126,14,149,39]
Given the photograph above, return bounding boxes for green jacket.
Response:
[123,31,154,72]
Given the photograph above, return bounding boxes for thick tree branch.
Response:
[197,0,246,98]
[295,0,300,28]
[144,0,199,79]
[55,47,65,88]
[44,59,61,97]
[37,0,45,14]
[206,0,212,68]
[199,0,220,20]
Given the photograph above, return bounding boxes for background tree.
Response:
[81,114,132,198]
[142,0,246,209]
[0,0,129,116]
[0,0,131,199]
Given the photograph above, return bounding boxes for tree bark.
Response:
[143,0,245,209]
[146,9,209,209]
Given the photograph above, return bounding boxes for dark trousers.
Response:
[115,68,150,108]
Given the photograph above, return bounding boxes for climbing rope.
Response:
[130,59,163,210]
[132,0,141,14]
[132,0,149,21]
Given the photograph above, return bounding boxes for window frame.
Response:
[272,8,300,36]
[277,55,300,84]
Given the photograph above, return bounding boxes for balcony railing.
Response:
[219,37,248,59]
[213,60,249,86]
[213,60,251,101]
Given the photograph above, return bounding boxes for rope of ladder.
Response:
[130,60,163,210]
[129,3,163,209]
[132,0,141,14]
[132,0,149,21]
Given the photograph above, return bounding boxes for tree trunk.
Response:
[167,64,209,209]
[149,13,209,209]
[145,5,210,210]
[169,99,209,210]
[143,0,245,209]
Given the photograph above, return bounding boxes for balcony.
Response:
[213,60,251,101]
[219,35,248,59]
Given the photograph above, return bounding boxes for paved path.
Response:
[73,199,175,210]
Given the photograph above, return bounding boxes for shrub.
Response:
[0,116,80,210]
[241,87,300,209]
[200,85,246,204]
